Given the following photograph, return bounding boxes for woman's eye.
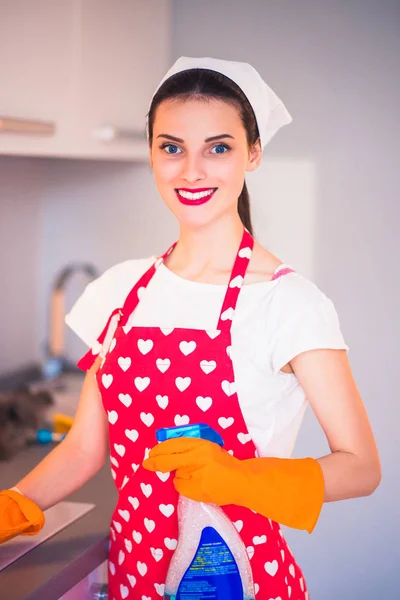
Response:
[210,143,231,154]
[160,143,231,155]
[161,144,182,154]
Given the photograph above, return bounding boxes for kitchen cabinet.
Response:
[0,0,78,157]
[0,0,172,161]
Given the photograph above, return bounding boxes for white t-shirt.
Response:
[65,256,349,459]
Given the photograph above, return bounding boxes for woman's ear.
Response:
[246,139,262,172]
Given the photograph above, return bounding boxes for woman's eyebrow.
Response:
[156,133,234,143]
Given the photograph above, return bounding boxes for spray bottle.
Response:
[155,423,255,600]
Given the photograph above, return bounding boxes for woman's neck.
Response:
[165,216,245,278]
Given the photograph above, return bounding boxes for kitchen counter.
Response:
[0,444,117,600]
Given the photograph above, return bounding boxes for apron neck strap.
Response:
[119,227,254,331]
[216,227,254,331]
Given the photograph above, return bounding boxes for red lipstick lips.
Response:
[175,188,217,206]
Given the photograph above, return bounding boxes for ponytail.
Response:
[238,180,253,236]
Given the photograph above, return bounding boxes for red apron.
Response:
[77,227,309,600]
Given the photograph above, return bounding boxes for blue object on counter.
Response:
[156,422,224,446]
[36,429,66,444]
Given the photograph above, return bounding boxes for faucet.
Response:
[42,263,99,379]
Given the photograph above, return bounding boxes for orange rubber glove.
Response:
[0,490,45,544]
[143,437,325,534]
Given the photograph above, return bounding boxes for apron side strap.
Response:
[76,308,122,372]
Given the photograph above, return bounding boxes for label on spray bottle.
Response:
[175,526,243,599]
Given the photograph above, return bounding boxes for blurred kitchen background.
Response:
[0,1,398,599]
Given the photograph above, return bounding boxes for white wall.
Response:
[0,157,45,372]
[0,1,397,597]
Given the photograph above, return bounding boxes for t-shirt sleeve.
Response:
[65,269,117,349]
[65,256,155,349]
[269,279,349,373]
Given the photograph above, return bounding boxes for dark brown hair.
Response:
[146,68,261,236]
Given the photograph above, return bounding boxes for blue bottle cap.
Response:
[156,423,224,446]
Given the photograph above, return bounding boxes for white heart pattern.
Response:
[196,396,213,412]
[164,537,178,550]
[109,561,116,575]
[234,520,243,532]
[118,509,130,522]
[159,503,174,518]
[121,475,129,489]
[179,341,196,355]
[156,358,171,373]
[221,380,237,396]
[151,547,163,562]
[160,328,174,335]
[132,530,142,544]
[218,416,234,429]
[125,429,139,443]
[118,549,125,565]
[140,482,152,498]
[254,583,260,595]
[138,339,154,355]
[101,374,113,389]
[124,538,133,553]
[137,560,147,576]
[144,518,155,533]
[114,443,126,457]
[238,432,252,444]
[289,564,295,577]
[140,412,154,427]
[112,520,122,533]
[109,338,117,352]
[154,583,165,597]
[156,471,170,482]
[229,275,244,288]
[156,395,169,409]
[281,549,285,562]
[246,546,255,560]
[206,330,221,339]
[253,534,267,545]
[127,573,136,588]
[137,286,145,299]
[174,414,189,426]
[200,359,217,374]
[119,393,132,407]
[108,410,118,425]
[120,584,129,599]
[175,376,191,392]
[118,357,131,372]
[134,377,150,392]
[238,246,252,259]
[264,559,279,576]
[110,456,119,468]
[220,307,235,321]
[128,496,139,510]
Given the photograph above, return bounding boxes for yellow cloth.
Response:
[0,490,45,544]
[143,437,325,533]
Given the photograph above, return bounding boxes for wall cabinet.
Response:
[0,0,171,161]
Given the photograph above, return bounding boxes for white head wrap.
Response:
[147,56,292,150]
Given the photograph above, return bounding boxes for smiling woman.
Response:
[2,56,381,600]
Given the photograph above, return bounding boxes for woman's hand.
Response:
[143,436,325,533]
[142,437,246,505]
[0,489,45,544]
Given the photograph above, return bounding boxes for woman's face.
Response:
[149,98,262,229]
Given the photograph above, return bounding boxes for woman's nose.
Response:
[181,154,206,182]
